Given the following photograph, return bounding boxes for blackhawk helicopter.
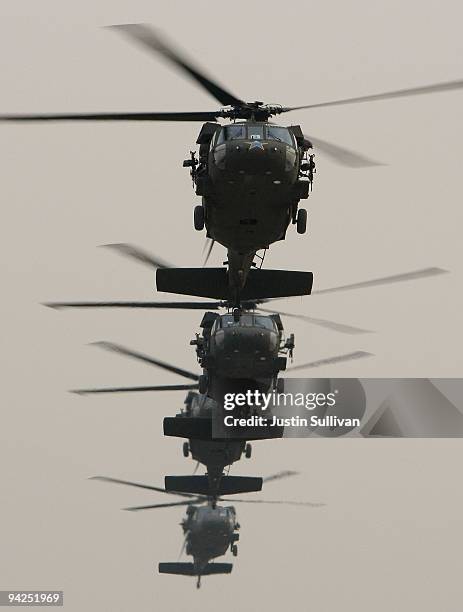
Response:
[92,471,323,588]
[3,24,461,302]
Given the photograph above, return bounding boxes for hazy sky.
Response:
[1,1,463,610]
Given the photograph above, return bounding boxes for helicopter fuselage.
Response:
[188,311,293,443]
[179,391,247,471]
[194,311,292,382]
[183,504,238,568]
[187,120,313,290]
[205,123,301,251]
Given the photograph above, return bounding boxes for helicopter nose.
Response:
[225,140,285,174]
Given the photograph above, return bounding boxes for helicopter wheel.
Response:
[194,205,205,231]
[231,544,238,557]
[244,443,252,459]
[296,208,307,234]
[183,441,190,458]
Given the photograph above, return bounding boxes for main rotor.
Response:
[2,23,462,168]
[215,102,285,122]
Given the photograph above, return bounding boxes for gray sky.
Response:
[1,1,463,610]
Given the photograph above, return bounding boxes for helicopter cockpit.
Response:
[214,313,279,331]
[214,124,295,147]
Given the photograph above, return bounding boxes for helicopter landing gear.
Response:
[231,544,238,557]
[296,208,307,234]
[182,441,190,458]
[194,205,205,231]
[198,374,208,394]
[244,443,252,459]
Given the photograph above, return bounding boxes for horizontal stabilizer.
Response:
[201,563,233,576]
[164,416,284,441]
[165,475,263,496]
[158,562,232,576]
[156,267,313,300]
[163,417,212,440]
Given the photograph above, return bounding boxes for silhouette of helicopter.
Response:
[2,24,461,300]
[91,470,324,588]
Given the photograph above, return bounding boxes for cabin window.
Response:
[265,126,294,146]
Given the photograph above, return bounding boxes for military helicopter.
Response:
[175,391,252,470]
[3,24,461,301]
[191,309,294,393]
[92,470,323,588]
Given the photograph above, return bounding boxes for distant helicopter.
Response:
[3,24,461,300]
[177,390,252,467]
[92,470,323,588]
[190,309,294,394]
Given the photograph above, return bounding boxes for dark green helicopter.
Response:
[91,471,323,588]
[2,24,461,302]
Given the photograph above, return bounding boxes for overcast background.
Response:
[1,1,462,610]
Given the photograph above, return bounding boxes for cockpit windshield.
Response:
[218,314,277,330]
[215,125,294,147]
[216,125,246,144]
[265,126,294,145]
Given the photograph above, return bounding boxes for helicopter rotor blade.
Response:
[101,243,173,269]
[262,470,299,483]
[256,306,371,335]
[282,78,463,113]
[287,351,373,372]
[71,383,199,395]
[0,111,220,123]
[108,24,244,108]
[91,341,200,381]
[308,135,382,168]
[90,476,201,499]
[202,239,215,266]
[313,267,448,296]
[45,300,224,310]
[125,500,198,511]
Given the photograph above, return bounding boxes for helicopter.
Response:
[190,309,294,394]
[177,390,252,468]
[91,470,323,588]
[2,24,461,301]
